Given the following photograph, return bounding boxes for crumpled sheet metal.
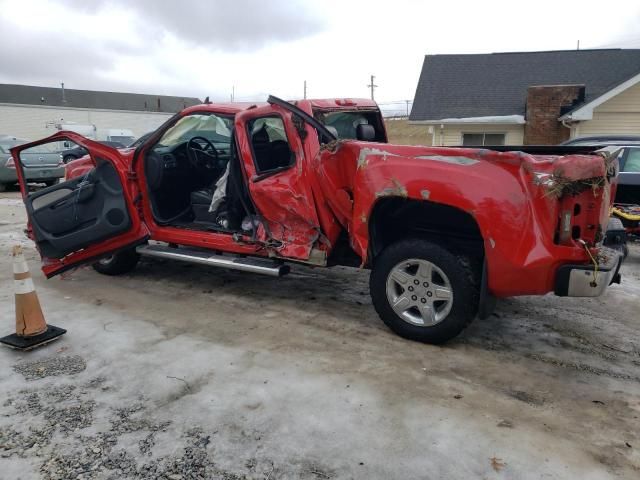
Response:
[314,141,613,297]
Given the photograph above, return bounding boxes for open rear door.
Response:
[12,132,148,278]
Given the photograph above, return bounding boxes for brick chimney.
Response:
[523,85,585,145]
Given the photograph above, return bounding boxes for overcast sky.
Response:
[1,0,640,113]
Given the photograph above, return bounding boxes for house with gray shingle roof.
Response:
[409,49,640,146]
[0,83,201,142]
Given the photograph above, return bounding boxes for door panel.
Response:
[235,105,322,261]
[12,132,148,277]
[27,159,132,258]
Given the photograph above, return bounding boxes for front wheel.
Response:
[370,239,479,344]
[92,249,140,276]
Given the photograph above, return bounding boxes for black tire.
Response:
[370,239,479,344]
[63,155,77,164]
[92,249,140,276]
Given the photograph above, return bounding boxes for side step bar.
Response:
[136,244,290,277]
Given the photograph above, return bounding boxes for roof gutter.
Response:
[409,115,526,125]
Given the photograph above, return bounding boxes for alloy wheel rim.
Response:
[385,258,453,327]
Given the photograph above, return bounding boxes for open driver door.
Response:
[11,132,148,278]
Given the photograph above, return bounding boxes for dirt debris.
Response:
[490,456,507,472]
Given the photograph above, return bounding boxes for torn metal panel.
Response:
[375,179,408,198]
[315,140,617,297]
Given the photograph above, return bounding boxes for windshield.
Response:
[158,113,233,148]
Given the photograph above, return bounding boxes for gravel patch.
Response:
[13,355,86,380]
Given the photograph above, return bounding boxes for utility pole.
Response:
[61,82,66,104]
[230,85,235,102]
[577,39,580,50]
[405,100,410,117]
[367,75,378,101]
[304,80,307,99]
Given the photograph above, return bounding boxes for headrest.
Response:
[356,124,376,141]
[252,125,270,145]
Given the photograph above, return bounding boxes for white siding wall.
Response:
[0,103,175,141]
[571,82,640,137]
[432,123,525,146]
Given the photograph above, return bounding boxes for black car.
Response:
[61,140,126,163]
[562,136,640,240]
[561,135,640,148]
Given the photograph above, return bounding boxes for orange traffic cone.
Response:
[0,245,66,350]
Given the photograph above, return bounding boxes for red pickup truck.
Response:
[11,96,623,344]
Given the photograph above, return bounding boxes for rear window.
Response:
[314,110,386,142]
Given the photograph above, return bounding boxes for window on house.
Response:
[462,133,506,146]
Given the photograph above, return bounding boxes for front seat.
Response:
[191,188,214,222]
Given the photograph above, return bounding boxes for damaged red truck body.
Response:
[12,96,623,344]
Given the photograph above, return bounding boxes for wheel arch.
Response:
[367,197,485,264]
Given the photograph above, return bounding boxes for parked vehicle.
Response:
[105,129,136,146]
[561,136,640,148]
[612,147,640,238]
[61,140,126,163]
[64,132,152,180]
[0,136,64,191]
[11,97,623,344]
[563,136,640,239]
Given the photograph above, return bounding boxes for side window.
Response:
[248,116,294,174]
[622,148,640,173]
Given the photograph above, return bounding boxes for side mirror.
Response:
[356,124,376,142]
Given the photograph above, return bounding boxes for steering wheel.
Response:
[187,136,219,169]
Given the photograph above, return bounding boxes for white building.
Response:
[0,83,201,142]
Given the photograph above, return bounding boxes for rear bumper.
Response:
[554,246,622,297]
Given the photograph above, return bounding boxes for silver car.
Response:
[0,136,66,191]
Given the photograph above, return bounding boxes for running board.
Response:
[136,244,290,277]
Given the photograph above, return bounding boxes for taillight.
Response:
[5,156,15,168]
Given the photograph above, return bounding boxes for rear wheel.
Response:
[92,249,140,276]
[370,239,479,344]
[63,155,77,164]
[0,183,6,192]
